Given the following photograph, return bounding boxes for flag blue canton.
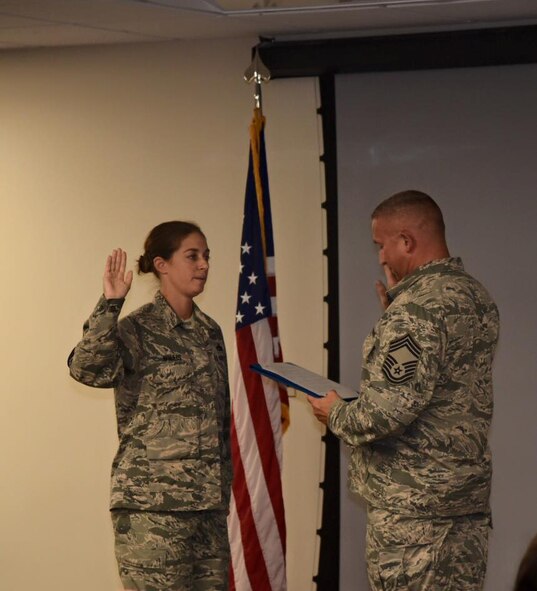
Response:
[235,221,272,328]
[235,153,272,329]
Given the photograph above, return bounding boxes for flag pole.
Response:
[243,45,271,266]
[244,45,271,112]
[242,45,289,433]
[228,46,288,591]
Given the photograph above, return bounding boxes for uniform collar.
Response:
[387,257,464,301]
[153,291,201,331]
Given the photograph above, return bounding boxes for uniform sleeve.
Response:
[222,380,233,497]
[68,295,136,389]
[218,331,233,497]
[328,302,445,447]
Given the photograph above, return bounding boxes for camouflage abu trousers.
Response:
[366,507,490,591]
[111,510,230,591]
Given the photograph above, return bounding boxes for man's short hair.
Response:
[371,190,445,234]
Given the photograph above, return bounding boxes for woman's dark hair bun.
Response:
[137,252,153,275]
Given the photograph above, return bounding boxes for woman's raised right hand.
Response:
[103,248,133,299]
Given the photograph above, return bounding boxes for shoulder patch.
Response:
[381,333,422,384]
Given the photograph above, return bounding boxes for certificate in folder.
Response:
[250,361,357,399]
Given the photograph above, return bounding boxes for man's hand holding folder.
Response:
[308,390,342,425]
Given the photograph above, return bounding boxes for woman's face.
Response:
[157,232,210,300]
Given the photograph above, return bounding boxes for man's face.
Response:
[371,216,408,282]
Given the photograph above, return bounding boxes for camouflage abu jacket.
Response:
[69,291,232,513]
[328,258,499,517]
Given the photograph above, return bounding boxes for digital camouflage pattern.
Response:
[328,258,499,517]
[69,291,232,513]
[112,510,230,591]
[366,508,489,591]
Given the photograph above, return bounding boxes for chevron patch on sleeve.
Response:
[382,333,422,384]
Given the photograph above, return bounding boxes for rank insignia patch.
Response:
[382,334,422,384]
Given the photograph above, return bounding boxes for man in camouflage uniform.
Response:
[69,230,232,591]
[310,190,499,590]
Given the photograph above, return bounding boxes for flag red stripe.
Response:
[230,412,272,589]
[268,317,282,361]
[268,275,277,297]
[236,326,286,546]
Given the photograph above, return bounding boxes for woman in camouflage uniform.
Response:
[69,221,232,591]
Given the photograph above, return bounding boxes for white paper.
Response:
[251,361,358,399]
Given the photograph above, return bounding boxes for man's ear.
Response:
[153,256,167,275]
[400,231,416,253]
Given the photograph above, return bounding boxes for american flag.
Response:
[228,108,288,591]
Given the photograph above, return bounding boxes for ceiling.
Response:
[0,0,537,51]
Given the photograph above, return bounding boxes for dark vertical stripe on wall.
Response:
[312,74,340,591]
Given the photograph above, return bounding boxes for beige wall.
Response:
[0,38,325,590]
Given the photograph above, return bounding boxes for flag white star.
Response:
[239,262,244,274]
[236,311,244,324]
[255,303,265,315]
[248,272,258,285]
[241,242,252,254]
[240,292,252,304]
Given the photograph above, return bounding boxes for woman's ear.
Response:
[153,256,167,275]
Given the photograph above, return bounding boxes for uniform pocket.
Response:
[369,513,453,591]
[117,547,167,570]
[378,543,437,590]
[143,354,194,391]
[145,415,201,460]
[376,545,406,591]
